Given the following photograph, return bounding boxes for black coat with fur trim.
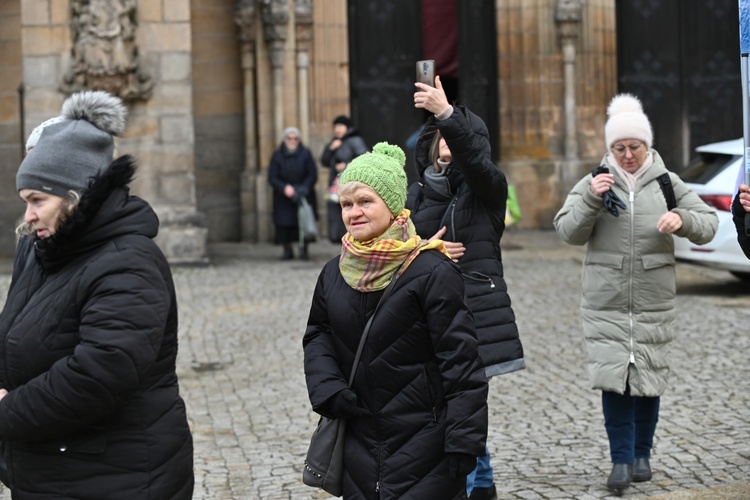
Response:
[406,106,524,378]
[0,156,194,499]
[304,251,488,499]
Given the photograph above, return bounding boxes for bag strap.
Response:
[657,172,677,211]
[347,256,412,386]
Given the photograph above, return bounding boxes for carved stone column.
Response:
[261,0,289,142]
[295,0,313,144]
[235,0,260,241]
[555,0,583,161]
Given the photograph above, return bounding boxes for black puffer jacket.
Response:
[0,156,194,499]
[406,106,524,377]
[732,192,750,259]
[303,251,488,500]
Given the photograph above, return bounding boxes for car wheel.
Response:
[729,271,750,282]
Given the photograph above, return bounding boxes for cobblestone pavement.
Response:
[0,230,747,499]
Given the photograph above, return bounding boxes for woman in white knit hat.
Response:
[553,94,718,493]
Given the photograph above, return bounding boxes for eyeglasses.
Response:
[286,136,299,142]
[611,142,643,157]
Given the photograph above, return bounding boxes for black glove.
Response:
[446,453,476,480]
[591,165,627,217]
[328,389,371,418]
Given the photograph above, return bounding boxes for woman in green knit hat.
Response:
[303,142,489,499]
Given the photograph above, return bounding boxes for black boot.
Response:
[299,244,309,261]
[469,484,498,500]
[280,245,293,261]
[606,463,633,493]
[632,457,652,482]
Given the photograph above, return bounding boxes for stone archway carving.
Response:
[60,0,154,101]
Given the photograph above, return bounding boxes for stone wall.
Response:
[192,0,245,243]
[497,0,616,229]
[0,0,22,255]
[1,0,619,257]
[14,0,207,264]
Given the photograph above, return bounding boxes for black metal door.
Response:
[348,0,500,182]
[347,0,422,181]
[616,0,741,169]
[457,0,498,160]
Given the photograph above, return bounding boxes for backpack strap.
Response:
[657,172,677,211]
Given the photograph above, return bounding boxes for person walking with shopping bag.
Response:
[268,127,318,260]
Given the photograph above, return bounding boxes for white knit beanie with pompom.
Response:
[604,94,653,150]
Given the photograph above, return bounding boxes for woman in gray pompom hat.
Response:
[0,91,194,498]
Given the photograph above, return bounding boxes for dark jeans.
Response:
[601,388,660,463]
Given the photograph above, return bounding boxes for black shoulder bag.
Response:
[302,261,410,496]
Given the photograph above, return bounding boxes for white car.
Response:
[673,138,750,281]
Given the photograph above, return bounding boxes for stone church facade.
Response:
[0,0,620,263]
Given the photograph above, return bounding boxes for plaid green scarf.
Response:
[339,209,450,292]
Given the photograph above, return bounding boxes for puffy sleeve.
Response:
[440,108,507,211]
[0,248,171,441]
[669,173,718,245]
[302,263,349,418]
[420,258,488,456]
[553,174,606,245]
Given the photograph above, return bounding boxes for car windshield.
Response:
[679,152,740,184]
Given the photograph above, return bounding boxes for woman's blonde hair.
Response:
[429,132,443,172]
[338,180,372,199]
[15,190,81,238]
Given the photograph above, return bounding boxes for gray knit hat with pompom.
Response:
[17,91,127,196]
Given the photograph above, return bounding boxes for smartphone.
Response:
[416,60,435,87]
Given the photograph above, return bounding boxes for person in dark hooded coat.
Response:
[320,115,368,243]
[304,142,488,500]
[407,75,524,500]
[0,91,194,498]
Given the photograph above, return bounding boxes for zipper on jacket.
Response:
[629,313,635,363]
[462,271,495,289]
[628,190,636,365]
[424,363,443,422]
[438,196,459,241]
[364,319,382,498]
[449,198,458,241]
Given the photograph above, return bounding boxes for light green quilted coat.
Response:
[553,151,718,396]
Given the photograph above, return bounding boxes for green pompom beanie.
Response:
[340,142,407,216]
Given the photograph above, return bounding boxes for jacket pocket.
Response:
[637,253,676,309]
[462,272,496,296]
[18,431,107,455]
[641,253,675,269]
[584,251,624,268]
[581,251,625,310]
[423,362,445,421]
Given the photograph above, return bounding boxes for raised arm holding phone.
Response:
[407,72,525,500]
